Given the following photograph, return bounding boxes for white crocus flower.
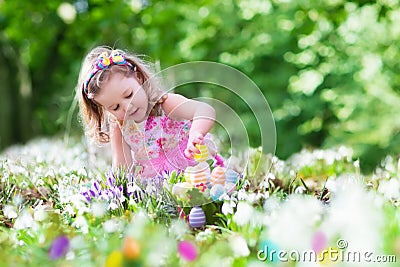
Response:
[378,178,400,200]
[237,189,248,201]
[169,220,189,239]
[14,209,34,230]
[107,201,119,210]
[3,205,18,219]
[233,202,254,226]
[33,207,48,222]
[230,235,250,257]
[103,219,121,233]
[222,201,234,215]
[63,204,76,217]
[72,215,89,234]
[91,202,107,218]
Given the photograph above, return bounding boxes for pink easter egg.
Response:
[312,231,327,254]
[178,240,198,261]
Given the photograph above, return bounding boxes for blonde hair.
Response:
[75,46,164,144]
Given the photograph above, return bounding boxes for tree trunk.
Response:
[0,38,32,151]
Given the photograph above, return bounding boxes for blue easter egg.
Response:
[258,239,280,263]
[189,206,206,228]
[225,169,239,184]
[210,184,225,201]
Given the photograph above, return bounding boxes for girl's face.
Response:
[93,72,149,122]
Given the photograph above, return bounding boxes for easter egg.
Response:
[193,144,209,162]
[188,206,206,228]
[48,235,70,260]
[312,231,327,254]
[210,184,225,201]
[195,161,211,174]
[178,241,198,261]
[258,239,280,263]
[122,236,140,260]
[225,169,239,184]
[224,182,236,195]
[190,171,208,186]
[105,250,123,267]
[210,166,226,186]
[185,163,210,186]
[318,247,341,265]
[184,166,194,182]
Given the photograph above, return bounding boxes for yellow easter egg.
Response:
[317,247,341,265]
[105,250,123,267]
[184,167,195,182]
[193,144,209,162]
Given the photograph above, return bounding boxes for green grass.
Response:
[0,138,399,266]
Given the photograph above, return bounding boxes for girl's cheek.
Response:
[109,110,121,120]
[116,112,125,120]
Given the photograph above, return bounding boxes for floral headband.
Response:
[82,50,135,95]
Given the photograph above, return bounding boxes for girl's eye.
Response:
[113,104,119,111]
[126,92,133,98]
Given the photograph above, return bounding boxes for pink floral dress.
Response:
[121,110,216,178]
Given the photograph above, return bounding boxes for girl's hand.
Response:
[184,132,204,159]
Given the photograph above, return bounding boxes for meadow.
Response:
[0,137,398,266]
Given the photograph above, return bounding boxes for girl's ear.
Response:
[135,71,144,84]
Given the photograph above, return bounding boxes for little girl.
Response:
[76,46,222,177]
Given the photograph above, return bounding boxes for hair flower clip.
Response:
[111,50,127,65]
[95,52,111,69]
[83,50,133,95]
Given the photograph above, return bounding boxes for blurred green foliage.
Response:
[1,0,400,172]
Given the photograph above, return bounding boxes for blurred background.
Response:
[1,0,400,172]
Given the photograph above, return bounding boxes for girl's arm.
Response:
[161,93,216,157]
[110,120,133,170]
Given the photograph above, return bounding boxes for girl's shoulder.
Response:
[148,94,168,117]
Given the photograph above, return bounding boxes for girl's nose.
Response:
[120,100,131,117]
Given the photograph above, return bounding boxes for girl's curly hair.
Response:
[75,46,164,144]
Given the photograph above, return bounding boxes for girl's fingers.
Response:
[184,148,194,159]
[188,143,199,153]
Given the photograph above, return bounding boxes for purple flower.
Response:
[91,180,101,196]
[81,191,91,202]
[127,183,143,202]
[106,189,115,199]
[89,189,96,198]
[127,173,135,184]
[99,191,110,201]
[158,170,170,180]
[48,235,70,260]
[106,170,116,187]
[114,186,122,199]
